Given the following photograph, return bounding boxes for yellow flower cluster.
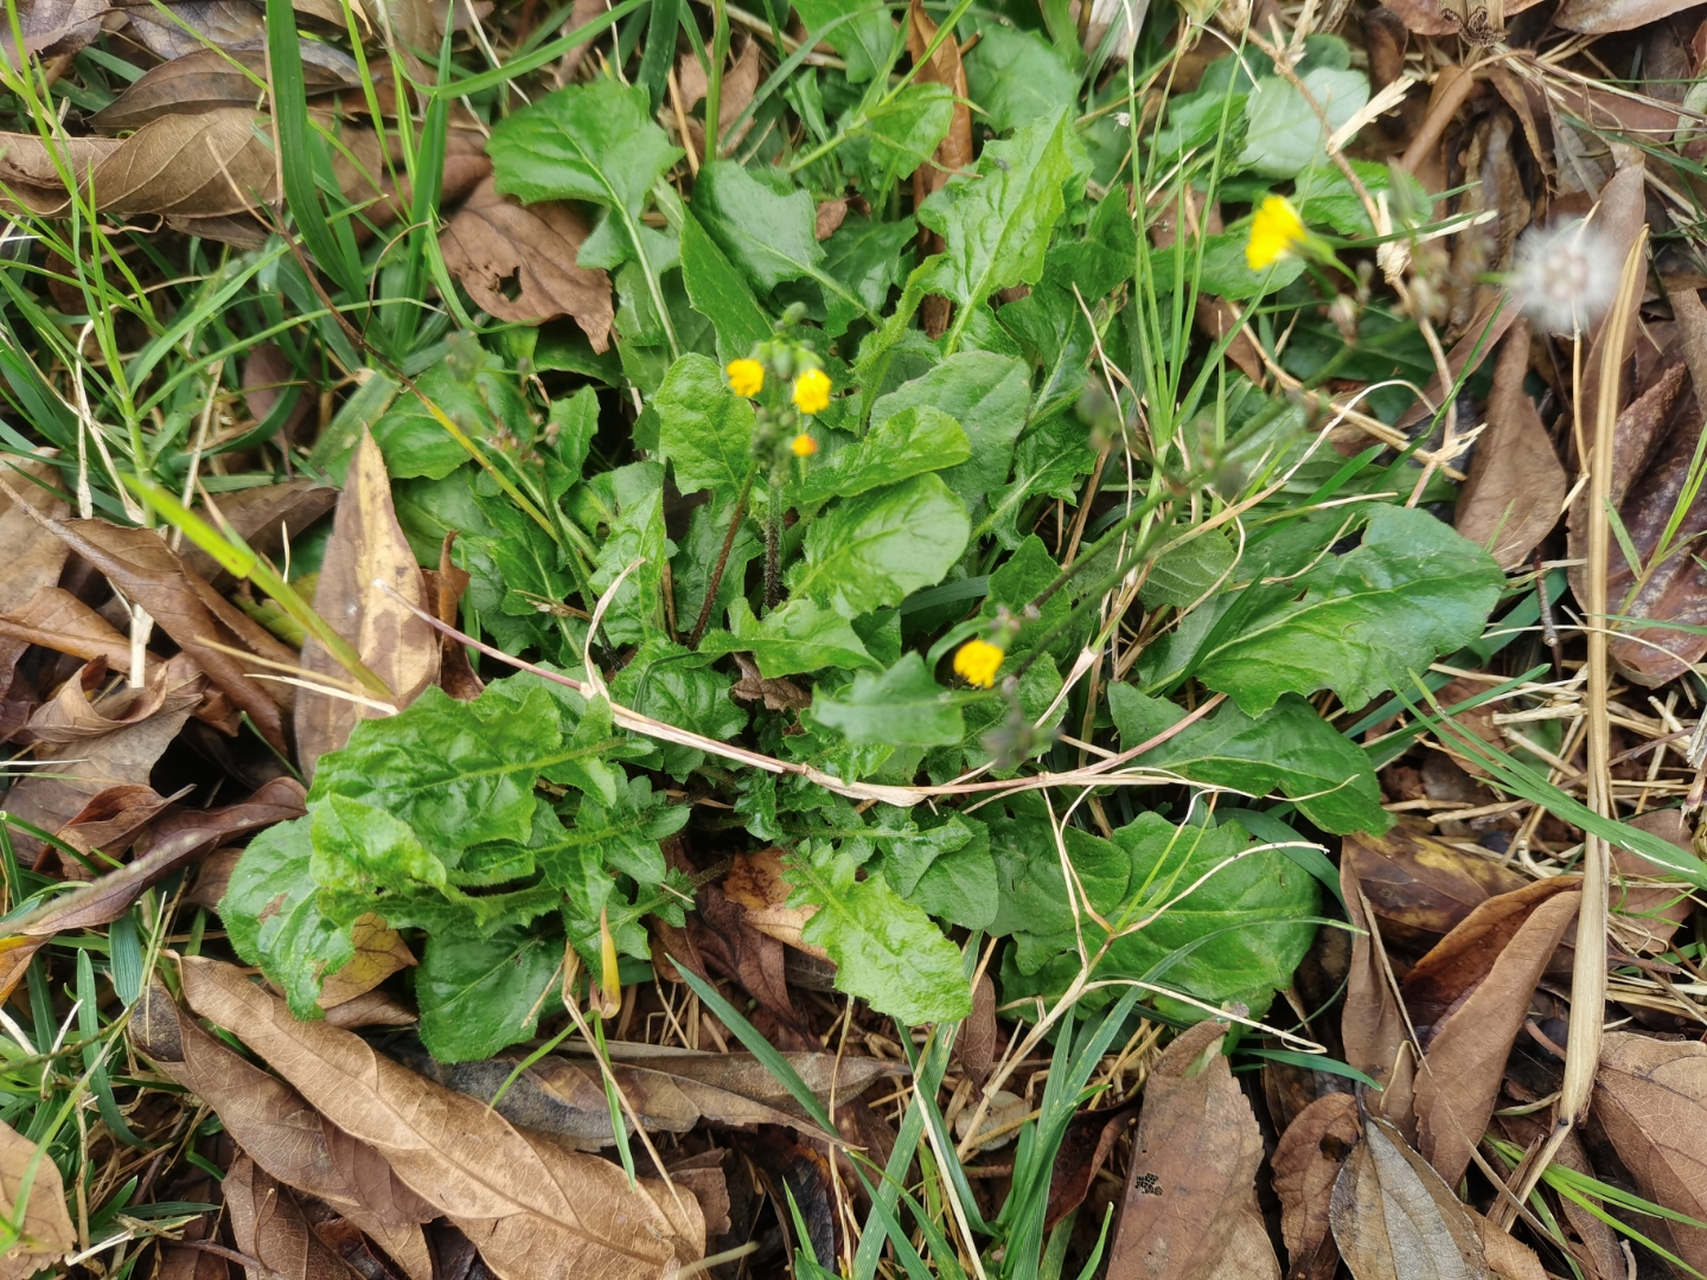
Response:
[792,368,831,415]
[726,358,765,398]
[791,433,818,457]
[1245,195,1308,271]
[952,638,1005,689]
[726,359,833,418]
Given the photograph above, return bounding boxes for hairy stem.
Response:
[687,463,756,648]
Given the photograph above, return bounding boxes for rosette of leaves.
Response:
[220,673,691,1062]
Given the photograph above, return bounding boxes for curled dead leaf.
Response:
[317,913,416,1011]
[224,1155,367,1280]
[54,782,185,866]
[43,516,297,749]
[439,176,614,344]
[132,981,435,1279]
[0,774,300,1003]
[0,457,70,616]
[179,957,706,1277]
[1339,857,1416,1135]
[4,654,205,868]
[1455,320,1566,570]
[1408,881,1581,1188]
[124,0,268,60]
[1343,828,1530,951]
[1273,1092,1361,1280]
[296,428,439,780]
[0,586,140,674]
[0,1118,75,1280]
[723,847,827,960]
[407,1043,892,1148]
[0,0,108,62]
[183,479,338,590]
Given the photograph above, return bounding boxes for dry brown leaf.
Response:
[1373,0,1544,35]
[296,428,438,780]
[440,176,614,343]
[1342,828,1529,952]
[90,43,361,131]
[43,516,296,749]
[1400,877,1580,1037]
[157,1168,232,1280]
[0,132,122,215]
[1432,677,1508,780]
[0,586,138,673]
[225,1155,364,1280]
[179,957,706,1277]
[185,480,338,590]
[815,198,849,241]
[1107,1020,1280,1279]
[1593,1031,1707,1275]
[550,0,608,82]
[132,981,435,1279]
[4,654,204,867]
[0,457,69,616]
[1340,857,1416,1136]
[124,0,268,59]
[0,1118,74,1280]
[1395,298,1519,435]
[317,913,417,1010]
[1273,1093,1361,1280]
[657,838,807,1038]
[323,119,491,241]
[1410,883,1581,1188]
[723,847,827,959]
[907,0,971,339]
[135,774,307,865]
[322,988,418,1029]
[0,110,485,246]
[87,107,277,215]
[0,773,298,1002]
[0,0,107,62]
[729,652,809,711]
[1557,0,1702,32]
[732,1125,838,1266]
[957,972,996,1089]
[1045,1098,1139,1234]
[1611,810,1697,954]
[1455,319,1566,569]
[54,782,183,864]
[1585,356,1707,686]
[427,536,482,701]
[596,1041,896,1115]
[1549,1130,1628,1280]
[716,39,762,153]
[1467,1210,1545,1280]
[1329,1112,1487,1280]
[406,1043,882,1148]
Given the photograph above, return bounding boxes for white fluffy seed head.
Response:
[1508,219,1622,337]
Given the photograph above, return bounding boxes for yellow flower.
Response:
[791,433,818,457]
[953,638,1005,689]
[792,368,831,415]
[726,358,765,398]
[1246,195,1308,271]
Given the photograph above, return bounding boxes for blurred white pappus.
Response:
[1508,219,1622,337]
